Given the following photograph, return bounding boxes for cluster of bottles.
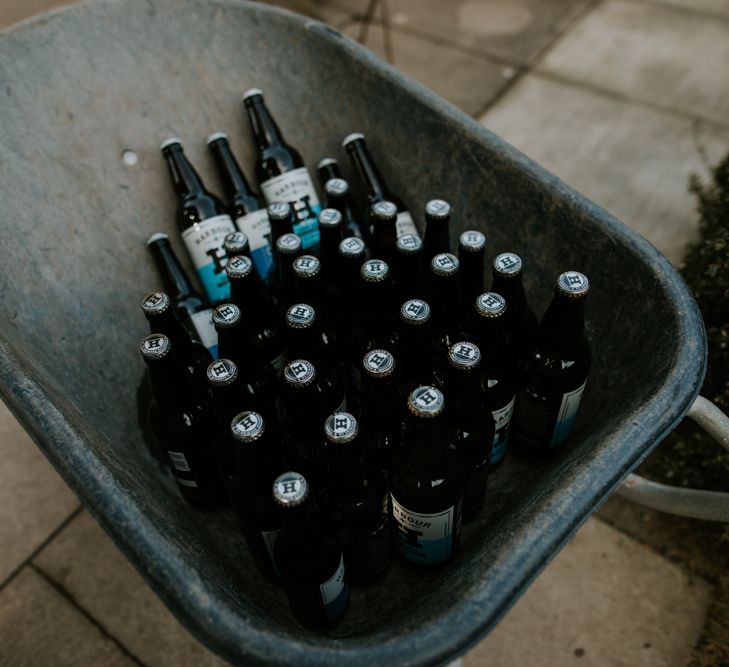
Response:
[137,89,592,631]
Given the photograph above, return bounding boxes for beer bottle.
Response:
[491,252,538,382]
[318,209,344,295]
[228,411,281,580]
[292,255,325,317]
[513,272,591,451]
[394,233,426,303]
[422,199,452,258]
[337,236,367,327]
[272,472,348,629]
[444,342,494,520]
[275,233,303,307]
[323,412,392,584]
[458,230,487,308]
[429,253,465,353]
[160,138,236,304]
[268,202,296,276]
[396,299,440,394]
[146,232,218,358]
[140,334,226,509]
[324,178,365,240]
[243,89,321,250]
[223,231,250,260]
[471,293,518,466]
[370,201,398,266]
[317,157,342,186]
[390,386,464,565]
[207,132,273,281]
[342,132,418,238]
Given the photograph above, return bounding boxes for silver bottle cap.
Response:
[459,230,486,253]
[242,88,263,101]
[425,199,451,220]
[230,411,265,443]
[324,178,349,197]
[317,157,338,169]
[224,231,249,253]
[276,233,302,255]
[431,253,459,276]
[475,292,507,318]
[371,201,397,221]
[342,132,365,148]
[361,259,389,282]
[324,412,359,444]
[284,359,317,387]
[448,341,481,369]
[140,333,171,360]
[396,233,422,255]
[293,255,320,278]
[268,202,292,220]
[400,299,431,325]
[557,271,589,298]
[273,471,309,507]
[363,349,395,377]
[146,232,168,245]
[206,358,238,386]
[407,385,445,418]
[212,303,241,329]
[493,252,523,277]
[226,255,254,278]
[159,137,181,151]
[286,303,316,329]
[206,131,228,145]
[339,236,366,258]
[141,291,170,315]
[318,208,343,228]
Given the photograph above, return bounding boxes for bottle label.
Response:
[181,214,237,304]
[189,309,219,359]
[391,495,457,564]
[167,450,191,472]
[550,380,587,447]
[396,211,419,239]
[260,167,321,249]
[490,395,516,465]
[261,528,281,577]
[235,208,274,282]
[319,554,348,621]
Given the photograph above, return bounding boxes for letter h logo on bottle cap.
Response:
[273,472,308,506]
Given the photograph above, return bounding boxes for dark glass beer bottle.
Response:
[396,299,440,394]
[422,199,452,258]
[317,157,342,186]
[243,89,321,250]
[223,230,250,260]
[324,178,365,240]
[370,201,398,266]
[394,233,427,303]
[140,334,226,509]
[444,342,494,520]
[338,236,367,327]
[146,232,218,358]
[429,253,465,353]
[389,386,464,565]
[514,271,591,451]
[292,255,324,314]
[160,138,236,304]
[471,293,518,466]
[323,412,392,584]
[273,472,348,629]
[268,201,296,279]
[207,132,273,282]
[275,233,303,307]
[458,230,487,308]
[318,208,344,289]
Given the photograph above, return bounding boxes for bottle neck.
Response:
[474,315,508,351]
[431,274,462,317]
[330,439,366,492]
[145,309,193,355]
[491,274,526,312]
[148,238,197,301]
[245,98,285,152]
[146,355,192,407]
[163,145,205,197]
[445,367,484,416]
[278,499,323,550]
[539,293,586,351]
[209,139,257,201]
[211,377,244,431]
[460,252,484,290]
[348,141,389,203]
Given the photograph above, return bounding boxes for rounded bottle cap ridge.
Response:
[324,412,359,444]
[408,385,445,418]
[318,208,343,228]
[146,232,168,245]
[286,303,316,329]
[140,333,171,360]
[273,471,308,507]
[284,359,317,387]
[293,255,320,278]
[159,137,181,151]
[361,259,389,282]
[206,358,239,386]
[318,157,338,169]
[557,271,589,298]
[324,178,349,197]
[224,231,249,253]
[212,303,241,329]
[459,230,486,253]
[242,88,263,101]
[226,254,254,278]
[431,252,460,276]
[448,341,482,370]
[493,252,523,277]
[342,132,365,148]
[363,349,395,377]
[230,411,265,443]
[267,202,292,220]
[396,233,422,255]
[276,233,302,254]
[476,292,507,318]
[339,236,366,258]
[425,199,451,220]
[371,201,398,221]
[206,131,228,145]
[141,291,170,315]
[400,299,431,325]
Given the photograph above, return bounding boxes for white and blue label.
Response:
[320,554,348,621]
[391,496,457,565]
[396,211,419,239]
[260,167,321,250]
[550,380,587,448]
[189,309,218,359]
[235,208,273,283]
[490,395,515,465]
[181,214,237,304]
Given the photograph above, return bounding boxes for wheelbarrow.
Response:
[1,1,727,665]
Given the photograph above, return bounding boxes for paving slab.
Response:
[481,74,729,264]
[34,511,228,667]
[0,402,79,584]
[0,567,135,667]
[258,0,353,27]
[343,20,514,116]
[638,0,729,19]
[465,518,711,667]
[538,0,729,127]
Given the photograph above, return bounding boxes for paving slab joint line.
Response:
[629,0,729,25]
[28,562,149,667]
[0,504,84,595]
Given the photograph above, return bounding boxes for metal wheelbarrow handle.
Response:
[616,396,729,522]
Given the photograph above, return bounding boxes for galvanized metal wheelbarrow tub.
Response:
[0,1,725,665]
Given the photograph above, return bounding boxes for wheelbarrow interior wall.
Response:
[0,0,705,664]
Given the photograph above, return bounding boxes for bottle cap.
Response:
[459,230,486,253]
[272,471,308,507]
[159,137,181,151]
[293,255,320,278]
[324,412,359,444]
[425,199,451,220]
[140,333,171,360]
[205,131,228,145]
[224,231,249,254]
[371,201,397,221]
[230,411,265,443]
[396,233,422,255]
[286,303,316,329]
[318,208,343,228]
[448,341,481,369]
[493,252,523,277]
[361,259,389,282]
[206,358,238,386]
[363,349,395,377]
[324,178,349,197]
[225,255,254,279]
[400,299,431,325]
[339,236,366,258]
[146,232,168,245]
[318,157,338,169]
[212,303,241,329]
[283,359,316,387]
[342,132,365,148]
[407,385,445,418]
[431,253,459,276]
[276,233,302,255]
[475,292,507,318]
[268,202,292,220]
[557,271,589,298]
[141,291,170,316]
[242,88,263,101]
